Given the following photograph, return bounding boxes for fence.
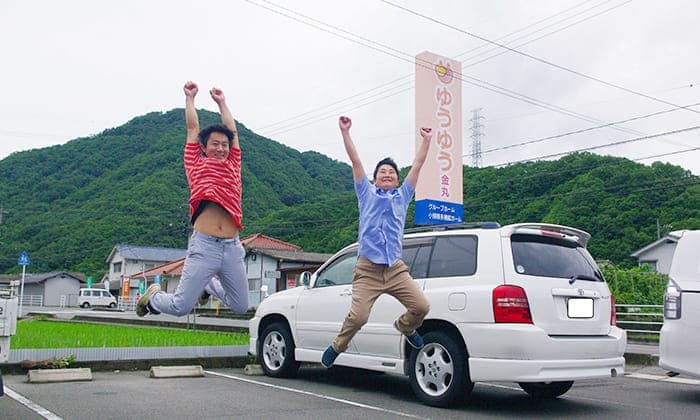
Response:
[19,295,43,307]
[615,304,663,337]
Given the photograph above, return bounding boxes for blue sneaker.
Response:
[321,345,339,368]
[394,320,424,349]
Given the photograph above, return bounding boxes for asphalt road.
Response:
[1,363,698,420]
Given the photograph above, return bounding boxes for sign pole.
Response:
[19,264,26,317]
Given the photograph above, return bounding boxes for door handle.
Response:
[339,289,352,296]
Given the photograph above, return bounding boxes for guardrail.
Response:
[615,304,663,336]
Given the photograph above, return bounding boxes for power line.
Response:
[380,0,700,115]
[247,0,650,141]
[464,101,700,158]
[492,125,700,167]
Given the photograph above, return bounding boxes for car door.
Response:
[353,237,432,357]
[295,249,360,353]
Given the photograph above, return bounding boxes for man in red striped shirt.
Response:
[136,81,248,317]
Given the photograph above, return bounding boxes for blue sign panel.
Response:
[17,251,30,266]
[415,199,464,225]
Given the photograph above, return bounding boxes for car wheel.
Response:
[80,302,90,308]
[408,330,473,407]
[258,322,300,378]
[109,302,116,308]
[518,381,574,399]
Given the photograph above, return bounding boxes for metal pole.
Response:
[19,264,26,317]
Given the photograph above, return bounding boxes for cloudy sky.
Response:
[1,0,699,176]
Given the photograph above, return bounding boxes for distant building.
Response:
[104,244,186,298]
[630,230,687,275]
[132,233,332,309]
[0,272,86,307]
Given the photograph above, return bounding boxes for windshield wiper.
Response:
[569,273,600,284]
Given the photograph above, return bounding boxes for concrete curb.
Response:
[28,368,92,383]
[150,365,204,378]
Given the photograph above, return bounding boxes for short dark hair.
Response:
[198,124,234,148]
[373,157,399,181]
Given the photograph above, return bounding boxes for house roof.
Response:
[0,271,85,285]
[241,233,301,251]
[106,244,187,263]
[251,248,331,264]
[630,230,687,257]
[135,234,328,278]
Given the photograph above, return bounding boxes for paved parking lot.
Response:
[2,363,699,420]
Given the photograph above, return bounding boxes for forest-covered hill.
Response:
[0,109,698,277]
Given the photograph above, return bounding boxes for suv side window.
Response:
[403,237,433,279]
[314,250,357,288]
[428,235,478,278]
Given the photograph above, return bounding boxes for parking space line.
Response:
[626,373,700,385]
[204,370,426,419]
[3,386,63,420]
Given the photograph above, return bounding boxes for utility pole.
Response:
[469,108,485,168]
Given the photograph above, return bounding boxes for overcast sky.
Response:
[1,0,699,176]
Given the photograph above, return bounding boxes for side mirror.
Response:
[299,271,312,287]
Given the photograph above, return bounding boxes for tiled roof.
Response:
[0,271,85,285]
[241,233,301,251]
[108,245,187,263]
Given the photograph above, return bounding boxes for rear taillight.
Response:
[664,284,682,320]
[493,285,532,323]
[610,294,617,326]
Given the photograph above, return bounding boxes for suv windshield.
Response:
[511,234,602,281]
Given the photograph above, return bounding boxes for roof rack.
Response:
[404,222,500,234]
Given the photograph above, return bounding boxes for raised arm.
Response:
[339,116,366,182]
[210,87,239,149]
[404,127,433,188]
[183,81,199,144]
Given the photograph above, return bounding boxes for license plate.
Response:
[568,298,593,318]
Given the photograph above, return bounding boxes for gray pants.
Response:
[150,230,248,316]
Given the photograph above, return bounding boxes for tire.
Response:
[258,322,300,378]
[109,302,117,308]
[80,302,90,308]
[518,381,574,399]
[408,330,473,407]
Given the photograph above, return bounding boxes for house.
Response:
[630,230,687,275]
[0,272,86,307]
[104,244,186,298]
[132,233,332,309]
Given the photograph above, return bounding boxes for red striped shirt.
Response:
[184,142,243,229]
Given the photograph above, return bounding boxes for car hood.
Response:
[256,285,304,313]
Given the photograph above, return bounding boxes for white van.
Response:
[660,230,700,378]
[78,288,117,309]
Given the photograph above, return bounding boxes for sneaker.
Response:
[198,290,211,306]
[321,345,339,368]
[136,284,161,317]
[394,320,424,349]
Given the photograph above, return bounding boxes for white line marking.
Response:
[204,370,427,419]
[626,372,700,385]
[3,386,63,420]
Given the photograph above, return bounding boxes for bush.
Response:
[601,264,666,305]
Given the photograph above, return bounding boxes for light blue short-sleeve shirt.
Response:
[355,176,415,265]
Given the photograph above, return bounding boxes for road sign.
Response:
[17,251,30,267]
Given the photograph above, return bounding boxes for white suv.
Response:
[249,223,626,407]
[660,230,700,378]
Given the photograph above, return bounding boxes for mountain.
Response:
[0,109,698,277]
[0,109,353,275]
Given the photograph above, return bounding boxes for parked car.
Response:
[250,222,625,407]
[659,230,700,378]
[78,288,117,309]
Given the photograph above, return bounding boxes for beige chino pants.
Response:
[332,256,430,353]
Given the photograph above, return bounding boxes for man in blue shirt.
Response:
[322,116,433,368]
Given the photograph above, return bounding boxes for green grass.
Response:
[11,320,249,349]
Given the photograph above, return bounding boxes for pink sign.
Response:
[414,51,463,224]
